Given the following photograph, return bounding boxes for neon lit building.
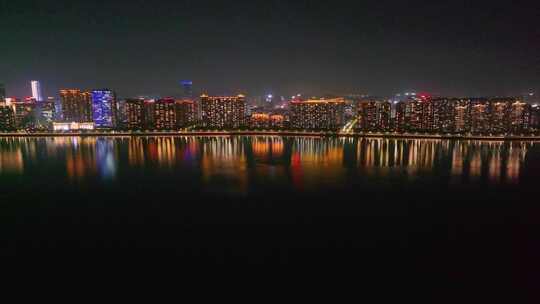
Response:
[91,89,117,128]
[31,80,43,102]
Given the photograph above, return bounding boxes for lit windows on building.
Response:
[60,89,93,123]
[489,99,511,134]
[470,99,490,134]
[531,104,540,130]
[454,99,471,133]
[290,98,345,130]
[270,114,285,129]
[509,100,531,133]
[358,100,391,131]
[125,98,145,130]
[250,113,271,129]
[12,99,37,129]
[0,105,15,131]
[175,99,197,128]
[91,89,117,128]
[154,98,177,130]
[433,98,454,133]
[53,122,95,131]
[201,94,246,129]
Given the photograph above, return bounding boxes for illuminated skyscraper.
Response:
[91,89,117,128]
[36,97,56,127]
[181,81,193,99]
[531,104,540,130]
[0,104,15,130]
[290,98,345,130]
[60,89,93,122]
[453,99,471,133]
[394,101,407,132]
[509,100,531,133]
[407,100,423,131]
[125,98,145,130]
[175,99,197,128]
[489,98,511,134]
[470,99,490,134]
[433,98,454,133]
[12,98,37,129]
[201,94,246,128]
[358,99,391,131]
[154,98,176,130]
[144,99,156,129]
[31,80,43,102]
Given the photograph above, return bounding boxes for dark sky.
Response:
[1,0,539,98]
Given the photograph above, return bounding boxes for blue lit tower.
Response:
[91,89,117,128]
[181,81,193,99]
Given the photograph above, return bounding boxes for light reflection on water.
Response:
[0,136,536,192]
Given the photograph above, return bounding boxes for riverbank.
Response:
[1,130,540,141]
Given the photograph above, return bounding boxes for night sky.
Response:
[1,0,539,98]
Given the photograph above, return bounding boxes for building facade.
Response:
[154,98,176,130]
[201,94,246,129]
[91,89,117,128]
[175,99,197,128]
[290,98,345,130]
[60,89,93,123]
[125,98,146,130]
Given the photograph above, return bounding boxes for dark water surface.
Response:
[1,136,539,299]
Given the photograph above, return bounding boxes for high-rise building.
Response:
[31,80,44,102]
[91,89,117,128]
[394,102,407,132]
[470,99,490,134]
[36,97,56,127]
[531,104,540,130]
[60,89,93,123]
[12,98,37,129]
[181,81,193,99]
[357,99,391,131]
[489,98,511,134]
[454,99,471,133]
[290,98,345,130]
[433,98,454,133]
[201,94,246,129]
[0,83,6,102]
[125,98,146,130]
[407,99,423,132]
[420,98,435,131]
[175,99,197,128]
[144,99,156,129]
[509,100,531,133]
[154,98,176,130]
[0,104,15,131]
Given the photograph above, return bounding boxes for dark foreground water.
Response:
[1,136,539,300]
